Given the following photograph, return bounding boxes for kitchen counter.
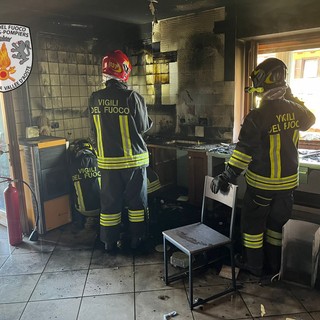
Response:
[298,149,320,170]
[147,138,320,215]
[206,146,320,170]
[206,146,320,222]
[147,138,320,172]
[146,137,235,153]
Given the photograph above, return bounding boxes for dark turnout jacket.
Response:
[69,149,101,216]
[228,92,315,191]
[89,79,152,170]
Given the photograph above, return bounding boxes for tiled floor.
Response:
[0,223,320,320]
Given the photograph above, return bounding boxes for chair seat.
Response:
[163,222,231,255]
[162,178,238,310]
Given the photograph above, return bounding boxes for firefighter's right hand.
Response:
[284,86,305,106]
[211,172,230,194]
[210,165,240,194]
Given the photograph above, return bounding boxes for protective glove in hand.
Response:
[211,173,230,194]
[211,165,239,194]
[284,86,305,106]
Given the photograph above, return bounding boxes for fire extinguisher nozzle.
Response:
[29,228,39,241]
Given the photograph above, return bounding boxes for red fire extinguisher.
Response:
[4,181,23,246]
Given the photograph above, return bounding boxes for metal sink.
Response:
[164,139,205,146]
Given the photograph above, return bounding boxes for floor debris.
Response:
[163,310,178,319]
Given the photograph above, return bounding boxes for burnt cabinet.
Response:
[20,136,71,234]
[148,146,177,187]
[188,151,208,206]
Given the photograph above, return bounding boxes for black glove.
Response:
[211,165,238,194]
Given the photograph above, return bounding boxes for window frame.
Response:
[243,31,320,149]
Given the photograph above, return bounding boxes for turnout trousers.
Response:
[99,167,148,246]
[241,186,294,274]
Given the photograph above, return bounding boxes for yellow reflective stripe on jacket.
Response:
[74,180,85,212]
[269,134,281,179]
[293,129,299,146]
[128,209,145,223]
[246,169,298,190]
[119,115,132,157]
[97,152,149,170]
[243,232,263,249]
[265,229,282,246]
[93,114,104,158]
[100,212,121,227]
[228,150,252,170]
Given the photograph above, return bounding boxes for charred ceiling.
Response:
[1,0,227,26]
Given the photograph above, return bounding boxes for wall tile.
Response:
[60,75,70,86]
[70,86,80,97]
[40,85,51,97]
[68,64,77,74]
[43,97,53,109]
[47,50,58,62]
[26,34,126,142]
[62,97,72,108]
[79,86,88,97]
[48,62,59,74]
[58,51,68,63]
[70,75,79,85]
[59,64,69,75]
[51,86,61,97]
[61,86,71,97]
[80,97,88,108]
[78,75,87,86]
[52,97,62,108]
[50,75,60,86]
[76,53,86,64]
[71,97,80,107]
[77,64,87,75]
[38,62,49,74]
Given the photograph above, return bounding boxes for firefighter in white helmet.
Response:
[212,58,315,278]
[89,50,152,252]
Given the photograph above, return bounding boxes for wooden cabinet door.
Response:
[188,151,208,206]
[148,146,177,187]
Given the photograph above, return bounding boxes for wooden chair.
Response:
[162,175,238,309]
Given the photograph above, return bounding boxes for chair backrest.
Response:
[200,175,238,239]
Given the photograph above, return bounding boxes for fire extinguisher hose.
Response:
[0,176,40,241]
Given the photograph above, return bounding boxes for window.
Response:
[302,59,318,78]
[257,48,320,142]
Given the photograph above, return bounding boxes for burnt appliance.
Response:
[20,136,71,234]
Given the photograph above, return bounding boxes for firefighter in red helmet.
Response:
[89,50,152,252]
[212,58,315,278]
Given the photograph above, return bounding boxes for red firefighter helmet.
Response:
[102,50,132,82]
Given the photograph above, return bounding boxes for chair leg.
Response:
[230,244,236,290]
[163,237,169,285]
[189,254,193,310]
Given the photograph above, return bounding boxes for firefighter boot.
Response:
[104,242,118,253]
[264,242,282,275]
[235,253,263,277]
